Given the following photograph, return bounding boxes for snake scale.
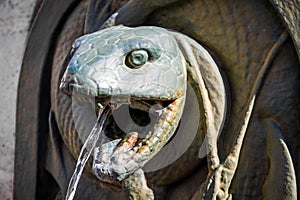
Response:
[47,0,300,199]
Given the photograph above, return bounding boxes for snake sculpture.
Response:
[15,0,300,199]
[60,25,227,199]
[59,11,297,200]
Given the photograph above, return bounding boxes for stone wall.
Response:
[0,0,35,199]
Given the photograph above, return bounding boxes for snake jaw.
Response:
[60,75,186,183]
[60,69,186,183]
[92,95,185,181]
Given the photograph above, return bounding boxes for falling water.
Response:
[65,105,111,200]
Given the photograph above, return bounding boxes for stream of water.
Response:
[65,105,111,200]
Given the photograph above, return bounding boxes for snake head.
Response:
[60,25,186,100]
[60,26,187,181]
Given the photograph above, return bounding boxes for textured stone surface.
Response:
[0,0,35,199]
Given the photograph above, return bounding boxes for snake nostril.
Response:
[60,71,75,95]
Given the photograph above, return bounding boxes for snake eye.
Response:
[125,49,149,69]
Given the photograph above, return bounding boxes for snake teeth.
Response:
[92,95,185,182]
[116,132,139,150]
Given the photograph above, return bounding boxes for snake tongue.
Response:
[93,132,138,179]
[116,132,139,152]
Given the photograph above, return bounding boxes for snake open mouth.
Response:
[92,96,184,182]
[60,74,185,182]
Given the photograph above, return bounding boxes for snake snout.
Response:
[60,70,75,96]
[60,70,98,97]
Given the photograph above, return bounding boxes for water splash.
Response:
[65,105,111,200]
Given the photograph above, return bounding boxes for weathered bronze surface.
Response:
[15,0,300,199]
